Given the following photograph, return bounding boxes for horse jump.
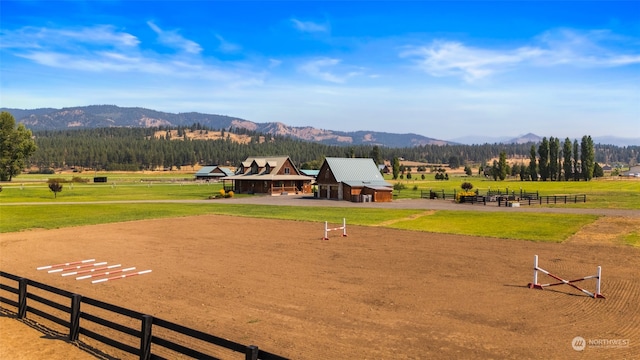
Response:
[323,218,347,240]
[37,259,151,284]
[528,255,605,299]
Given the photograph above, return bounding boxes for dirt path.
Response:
[1,215,639,359]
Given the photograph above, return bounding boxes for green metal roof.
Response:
[325,157,391,187]
[195,166,234,177]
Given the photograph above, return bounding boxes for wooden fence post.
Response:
[140,315,153,360]
[18,278,27,319]
[69,294,82,341]
[245,345,259,360]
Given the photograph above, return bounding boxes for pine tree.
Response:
[529,145,538,181]
[538,137,550,181]
[562,138,573,181]
[392,157,400,180]
[498,151,507,180]
[549,137,559,181]
[573,140,580,181]
[581,135,595,181]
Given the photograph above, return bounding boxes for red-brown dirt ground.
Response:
[1,215,639,359]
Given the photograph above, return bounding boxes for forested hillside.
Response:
[28,127,639,172]
[3,105,447,148]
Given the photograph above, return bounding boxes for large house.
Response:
[225,156,314,195]
[316,157,393,202]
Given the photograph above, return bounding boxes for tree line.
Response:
[1,112,638,180]
[480,136,601,182]
[28,127,637,171]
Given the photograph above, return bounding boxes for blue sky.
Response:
[1,1,639,141]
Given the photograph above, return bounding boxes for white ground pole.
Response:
[48,262,108,274]
[37,259,95,271]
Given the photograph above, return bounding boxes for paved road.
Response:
[5,195,638,217]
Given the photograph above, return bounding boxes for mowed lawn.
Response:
[1,173,637,242]
[1,202,597,243]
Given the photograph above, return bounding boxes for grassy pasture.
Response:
[387,210,597,242]
[0,181,225,202]
[389,175,640,209]
[1,173,637,242]
[0,203,598,242]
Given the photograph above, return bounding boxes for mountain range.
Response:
[2,105,638,147]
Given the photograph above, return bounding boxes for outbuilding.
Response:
[194,166,234,181]
[316,157,393,202]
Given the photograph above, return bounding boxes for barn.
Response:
[316,157,393,202]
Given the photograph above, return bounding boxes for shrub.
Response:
[455,190,476,203]
[393,183,406,191]
[48,181,63,198]
[225,191,234,198]
[72,176,90,183]
[461,182,474,191]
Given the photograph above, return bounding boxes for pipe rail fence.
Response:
[421,189,586,206]
[0,271,287,360]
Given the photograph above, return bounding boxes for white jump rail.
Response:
[528,255,605,299]
[323,218,347,240]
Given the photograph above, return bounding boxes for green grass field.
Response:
[0,182,223,202]
[388,174,640,209]
[1,173,638,242]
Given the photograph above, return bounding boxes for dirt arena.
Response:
[1,215,639,359]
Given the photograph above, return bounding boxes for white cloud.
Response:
[299,58,348,83]
[533,28,640,67]
[2,23,265,86]
[400,29,640,82]
[400,41,543,82]
[290,18,328,33]
[214,34,241,53]
[147,21,202,54]
[0,25,139,50]
[269,58,282,68]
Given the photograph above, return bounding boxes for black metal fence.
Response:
[421,189,457,200]
[0,271,287,360]
[422,188,585,207]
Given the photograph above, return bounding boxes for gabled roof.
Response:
[325,157,391,187]
[237,156,290,174]
[226,156,314,181]
[195,166,217,175]
[195,166,234,177]
[300,169,320,177]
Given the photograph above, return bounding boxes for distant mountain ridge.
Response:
[2,105,447,148]
[451,133,639,147]
[2,105,638,147]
